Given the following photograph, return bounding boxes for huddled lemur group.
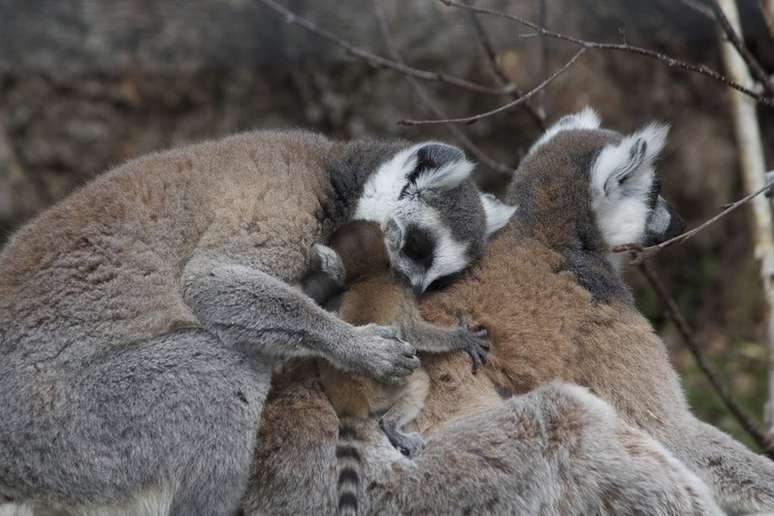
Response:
[0,108,773,515]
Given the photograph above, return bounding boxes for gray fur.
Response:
[0,130,488,514]
[242,379,723,515]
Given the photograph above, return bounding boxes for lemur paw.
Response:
[350,324,419,384]
[380,419,425,458]
[455,312,490,375]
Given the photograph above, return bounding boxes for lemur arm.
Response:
[396,310,489,373]
[182,253,419,383]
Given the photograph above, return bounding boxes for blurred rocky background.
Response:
[1,0,773,449]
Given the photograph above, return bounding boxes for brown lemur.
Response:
[303,220,489,457]
[0,132,516,515]
[302,220,490,516]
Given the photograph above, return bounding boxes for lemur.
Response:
[0,132,515,515]
[241,114,726,515]
[302,220,489,516]
[304,221,489,455]
[414,108,774,513]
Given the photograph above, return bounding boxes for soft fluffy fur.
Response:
[0,131,489,514]
[241,120,728,514]
[416,127,774,512]
[244,368,721,515]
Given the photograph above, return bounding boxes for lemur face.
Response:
[355,142,515,294]
[515,107,684,263]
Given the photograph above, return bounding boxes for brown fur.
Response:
[317,221,436,423]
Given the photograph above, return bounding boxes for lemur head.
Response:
[355,142,516,294]
[508,107,685,268]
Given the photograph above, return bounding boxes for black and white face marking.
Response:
[356,141,516,293]
[531,108,683,267]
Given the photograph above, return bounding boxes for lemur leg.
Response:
[182,256,419,383]
[0,330,264,516]
[398,312,489,373]
[379,369,430,458]
[662,417,774,513]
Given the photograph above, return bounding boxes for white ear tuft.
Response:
[527,106,602,156]
[480,192,517,237]
[407,142,474,193]
[413,159,474,192]
[591,122,669,200]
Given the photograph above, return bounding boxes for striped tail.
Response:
[336,421,363,516]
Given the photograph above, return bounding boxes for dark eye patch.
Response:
[402,224,435,269]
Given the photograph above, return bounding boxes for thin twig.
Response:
[256,0,514,97]
[613,180,774,264]
[438,0,774,106]
[371,0,513,174]
[399,48,586,126]
[537,0,549,119]
[707,0,774,96]
[639,261,774,457]
[464,4,546,129]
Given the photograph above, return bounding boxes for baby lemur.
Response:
[303,220,489,458]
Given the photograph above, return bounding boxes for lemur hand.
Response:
[348,324,420,383]
[454,312,490,375]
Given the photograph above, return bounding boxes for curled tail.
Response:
[666,416,774,513]
[336,421,363,516]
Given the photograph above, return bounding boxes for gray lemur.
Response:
[303,220,490,457]
[0,131,514,515]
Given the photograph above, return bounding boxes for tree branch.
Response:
[612,180,774,264]
[398,48,586,126]
[370,0,514,175]
[463,4,546,129]
[639,261,774,457]
[438,0,774,106]
[256,0,514,97]
[707,0,774,96]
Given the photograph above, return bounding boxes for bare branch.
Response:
[463,4,547,129]
[707,0,774,96]
[537,0,549,119]
[438,0,774,106]
[370,0,513,175]
[639,261,774,457]
[256,0,515,97]
[612,180,774,264]
[399,48,586,126]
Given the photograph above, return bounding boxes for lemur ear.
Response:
[480,192,517,237]
[406,142,474,193]
[528,106,601,155]
[591,123,669,200]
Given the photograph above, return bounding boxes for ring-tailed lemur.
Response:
[0,131,513,515]
[302,220,490,516]
[414,107,774,514]
[237,110,737,516]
